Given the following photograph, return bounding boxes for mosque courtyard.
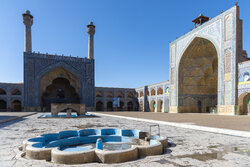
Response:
[1,1,250,166]
[0,112,250,167]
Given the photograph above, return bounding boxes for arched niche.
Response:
[178,37,218,113]
[40,67,81,96]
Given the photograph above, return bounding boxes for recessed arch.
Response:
[127,92,134,98]
[96,101,104,111]
[96,91,103,97]
[107,101,113,111]
[150,100,156,112]
[40,67,81,95]
[36,63,84,106]
[140,91,144,97]
[157,99,163,112]
[127,101,133,111]
[238,92,250,115]
[177,35,220,68]
[41,77,80,111]
[117,92,124,98]
[157,88,163,95]
[178,37,218,113]
[11,100,22,111]
[0,99,7,110]
[11,89,21,95]
[118,101,124,111]
[106,91,113,98]
[151,89,156,96]
[36,62,83,82]
[0,88,6,95]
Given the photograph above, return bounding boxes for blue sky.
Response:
[0,0,249,88]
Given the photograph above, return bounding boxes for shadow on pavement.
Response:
[0,116,19,121]
[0,117,27,129]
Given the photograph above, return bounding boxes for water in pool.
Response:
[62,142,135,152]
[40,113,95,118]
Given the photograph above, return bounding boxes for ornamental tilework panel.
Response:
[224,13,233,41]
[86,64,91,77]
[28,59,34,73]
[35,58,86,76]
[27,59,34,104]
[170,44,175,66]
[171,68,174,86]
[35,58,57,74]
[223,12,234,102]
[171,94,176,106]
[176,19,221,63]
[224,81,232,105]
[66,61,86,72]
[224,48,232,73]
[224,40,232,49]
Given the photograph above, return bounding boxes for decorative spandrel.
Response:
[224,13,233,41]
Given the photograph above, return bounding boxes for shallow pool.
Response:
[23,128,168,164]
[62,142,136,152]
[39,113,95,118]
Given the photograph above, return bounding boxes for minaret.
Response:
[87,22,95,59]
[22,10,33,52]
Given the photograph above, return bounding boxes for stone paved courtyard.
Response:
[95,112,250,131]
[1,113,250,166]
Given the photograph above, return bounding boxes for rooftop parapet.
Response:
[24,52,92,63]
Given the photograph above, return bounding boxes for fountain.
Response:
[39,103,96,118]
[22,128,168,164]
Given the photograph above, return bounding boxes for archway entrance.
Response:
[118,101,124,111]
[157,100,163,112]
[238,92,250,115]
[0,100,7,111]
[107,101,113,111]
[96,101,104,111]
[178,37,218,113]
[42,78,80,111]
[150,100,156,112]
[135,101,139,111]
[11,100,22,111]
[127,101,133,111]
[40,67,81,111]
